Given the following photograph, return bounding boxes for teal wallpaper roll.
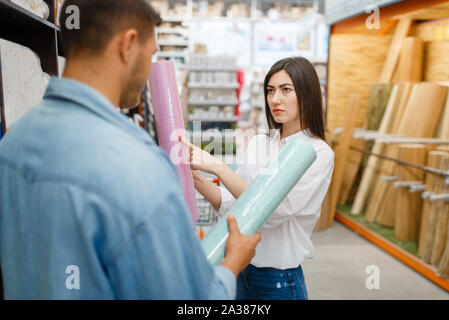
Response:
[201,136,317,266]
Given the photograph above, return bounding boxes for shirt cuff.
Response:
[213,187,235,217]
[214,265,236,300]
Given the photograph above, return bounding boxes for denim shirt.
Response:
[0,77,235,299]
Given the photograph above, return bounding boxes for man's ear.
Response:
[118,29,139,64]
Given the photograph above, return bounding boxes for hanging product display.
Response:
[201,136,317,266]
[149,61,199,222]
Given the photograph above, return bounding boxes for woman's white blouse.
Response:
[215,129,334,269]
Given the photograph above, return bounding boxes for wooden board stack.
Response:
[338,84,393,207]
[421,155,449,264]
[394,144,427,242]
[327,94,360,227]
[366,83,448,225]
[418,151,449,258]
[438,199,449,278]
[349,18,414,218]
[324,9,449,281]
[351,83,411,216]
[338,138,365,206]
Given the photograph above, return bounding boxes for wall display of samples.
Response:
[0,40,50,130]
[188,55,239,154]
[10,0,50,19]
[156,18,190,66]
[253,14,328,68]
[188,20,252,68]
[253,21,297,67]
[188,55,239,120]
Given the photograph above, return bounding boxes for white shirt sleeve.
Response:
[261,148,334,230]
[214,186,236,217]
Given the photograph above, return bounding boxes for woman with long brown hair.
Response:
[181,57,334,300]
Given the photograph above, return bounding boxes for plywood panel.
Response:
[436,90,449,139]
[327,34,392,131]
[367,83,395,131]
[398,37,423,82]
[423,41,449,82]
[378,19,413,83]
[394,144,427,242]
[412,18,449,41]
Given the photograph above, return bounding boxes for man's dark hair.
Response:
[60,0,162,58]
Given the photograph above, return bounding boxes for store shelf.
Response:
[156,16,190,65]
[311,59,328,64]
[0,0,59,31]
[157,27,188,35]
[188,67,239,72]
[188,82,240,89]
[156,52,188,58]
[189,100,239,106]
[0,0,60,75]
[158,40,189,46]
[335,211,449,293]
[188,115,238,122]
[162,16,185,23]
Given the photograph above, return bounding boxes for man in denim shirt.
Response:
[0,0,260,299]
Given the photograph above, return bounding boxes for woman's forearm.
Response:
[192,171,222,210]
[213,164,249,199]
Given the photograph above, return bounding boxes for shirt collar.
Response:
[44,77,154,145]
[272,128,308,144]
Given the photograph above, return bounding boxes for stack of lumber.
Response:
[324,14,449,280]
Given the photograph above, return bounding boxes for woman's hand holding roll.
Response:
[179,136,224,174]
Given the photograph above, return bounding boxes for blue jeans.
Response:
[236,264,308,300]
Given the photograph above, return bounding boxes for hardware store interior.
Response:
[1,0,449,300]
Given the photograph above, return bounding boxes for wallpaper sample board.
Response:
[0,39,50,129]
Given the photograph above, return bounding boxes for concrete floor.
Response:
[301,221,449,300]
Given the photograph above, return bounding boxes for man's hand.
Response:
[220,214,261,278]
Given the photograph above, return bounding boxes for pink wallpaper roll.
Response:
[149,61,199,221]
